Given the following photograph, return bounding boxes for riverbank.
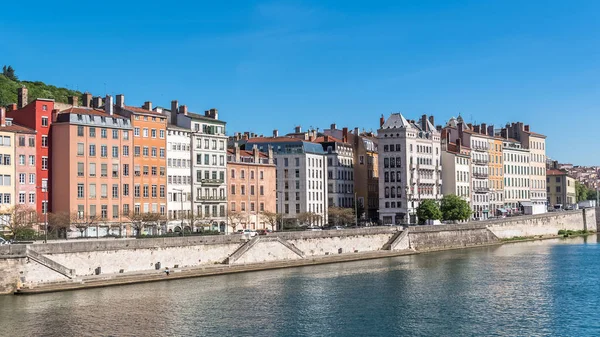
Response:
[2,208,597,295]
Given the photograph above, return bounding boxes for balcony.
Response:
[472,159,489,165]
[196,196,226,202]
[473,187,490,193]
[472,145,489,152]
[200,178,224,185]
[472,172,489,179]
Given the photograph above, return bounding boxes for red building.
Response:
[6,87,55,217]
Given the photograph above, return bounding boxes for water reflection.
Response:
[1,236,600,337]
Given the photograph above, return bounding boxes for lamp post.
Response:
[173,188,184,236]
[36,185,49,243]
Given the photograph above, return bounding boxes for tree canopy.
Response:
[2,65,17,81]
[0,70,87,106]
[328,206,355,226]
[440,195,471,222]
[416,200,442,224]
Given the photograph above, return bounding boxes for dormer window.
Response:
[100,117,106,123]
[77,114,83,121]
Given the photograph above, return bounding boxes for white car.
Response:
[242,229,257,237]
[0,237,8,245]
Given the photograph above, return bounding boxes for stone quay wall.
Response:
[0,209,596,295]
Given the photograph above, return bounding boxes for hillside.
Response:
[0,74,85,107]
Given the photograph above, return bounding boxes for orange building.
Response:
[488,134,504,215]
[114,95,167,223]
[51,104,134,236]
[227,144,276,231]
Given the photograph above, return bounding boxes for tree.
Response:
[328,206,354,226]
[440,195,471,222]
[48,212,71,239]
[416,200,442,224]
[586,189,597,201]
[227,210,246,232]
[296,212,322,227]
[70,212,97,238]
[260,211,282,231]
[0,205,37,239]
[2,65,17,81]
[576,181,589,202]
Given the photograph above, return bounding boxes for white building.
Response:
[501,136,530,213]
[165,125,192,232]
[441,131,471,203]
[163,101,228,232]
[247,135,328,227]
[378,113,442,225]
[316,135,355,209]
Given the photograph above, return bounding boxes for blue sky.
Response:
[1,0,599,164]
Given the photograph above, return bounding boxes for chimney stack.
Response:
[68,96,79,107]
[421,114,428,130]
[253,145,259,163]
[481,123,487,135]
[294,126,301,133]
[428,116,434,127]
[0,107,5,127]
[354,127,359,136]
[234,143,241,162]
[17,86,28,109]
[116,94,125,108]
[51,109,59,123]
[92,97,103,109]
[273,129,278,137]
[501,128,508,140]
[524,125,530,132]
[473,125,480,133]
[6,103,17,112]
[267,145,274,164]
[83,92,92,107]
[457,122,464,142]
[143,101,152,111]
[179,105,188,115]
[105,95,114,115]
[331,123,337,130]
[380,115,385,128]
[487,125,495,137]
[467,123,473,130]
[342,127,348,143]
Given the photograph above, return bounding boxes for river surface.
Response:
[1,236,600,337]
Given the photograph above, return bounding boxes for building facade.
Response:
[316,135,354,209]
[501,135,530,213]
[547,169,576,208]
[488,134,504,216]
[378,113,442,225]
[166,125,192,232]
[441,130,471,203]
[227,145,276,231]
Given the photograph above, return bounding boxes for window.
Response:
[101,184,108,198]
[143,185,149,198]
[134,146,140,157]
[41,116,49,127]
[143,147,149,156]
[89,127,96,137]
[134,185,140,197]
[101,145,108,157]
[112,164,119,178]
[89,144,96,156]
[89,184,96,198]
[41,136,48,147]
[159,130,165,138]
[134,128,140,137]
[111,146,118,158]
[19,155,25,165]
[101,205,108,219]
[41,157,48,170]
[112,205,119,219]
[112,129,118,139]
[28,137,35,147]
[77,184,84,198]
[18,136,25,146]
[101,164,108,177]
[143,128,148,137]
[123,145,129,156]
[77,143,84,156]
[112,184,119,198]
[29,193,35,204]
[101,128,107,138]
[123,130,129,140]
[123,184,130,196]
[151,147,157,157]
[29,173,35,184]
[159,148,165,158]
[151,129,156,138]
[151,185,157,198]
[19,193,25,204]
[19,173,25,184]
[77,162,84,177]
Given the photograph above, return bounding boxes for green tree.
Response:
[440,195,471,222]
[416,199,442,224]
[586,189,598,201]
[575,181,588,202]
[328,206,355,226]
[2,65,17,81]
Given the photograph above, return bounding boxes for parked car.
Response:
[256,229,269,236]
[233,230,244,235]
[243,229,257,237]
[306,227,322,231]
[330,226,344,230]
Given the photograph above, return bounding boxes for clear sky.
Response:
[1,0,599,164]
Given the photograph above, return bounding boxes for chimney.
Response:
[267,145,274,164]
[234,143,241,162]
[243,132,249,140]
[253,145,259,163]
[82,92,92,107]
[294,126,301,133]
[445,129,450,145]
[92,97,103,109]
[105,95,114,115]
[273,129,278,137]
[501,128,508,140]
[68,96,79,107]
[457,138,462,152]
[473,125,480,133]
[380,114,385,128]
[143,101,152,111]
[331,123,337,130]
[116,94,125,108]
[524,125,530,132]
[457,122,464,142]
[0,107,5,127]
[421,114,427,130]
[17,86,28,109]
[488,125,495,137]
[467,123,473,130]
[208,108,218,120]
[342,127,348,143]
[6,103,17,112]
[51,109,59,123]
[354,127,359,136]
[179,105,188,115]
[436,125,442,132]
[428,116,434,126]
[481,123,487,135]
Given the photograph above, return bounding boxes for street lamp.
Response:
[36,185,48,243]
[173,188,185,236]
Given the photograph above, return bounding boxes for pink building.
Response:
[51,106,134,236]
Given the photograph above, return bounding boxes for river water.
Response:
[1,236,600,337]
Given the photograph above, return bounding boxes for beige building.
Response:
[547,169,576,208]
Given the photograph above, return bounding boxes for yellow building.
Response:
[546,169,576,208]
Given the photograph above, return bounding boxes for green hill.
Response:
[0,74,85,107]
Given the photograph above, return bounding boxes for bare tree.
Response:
[47,212,71,239]
[328,207,354,226]
[227,210,246,232]
[123,211,144,237]
[70,212,97,238]
[296,212,322,227]
[260,211,282,231]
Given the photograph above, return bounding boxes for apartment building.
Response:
[323,126,379,223]
[547,168,576,208]
[315,135,354,209]
[246,133,328,227]
[6,87,54,217]
[166,125,192,232]
[165,102,228,232]
[378,113,442,225]
[506,122,547,211]
[227,144,276,231]
[488,134,504,216]
[500,132,530,213]
[114,95,168,222]
[52,105,134,235]
[441,130,471,202]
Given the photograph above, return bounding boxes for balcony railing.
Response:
[200,178,224,185]
[472,145,489,152]
[472,159,489,165]
[472,172,489,179]
[196,196,226,202]
[473,187,490,193]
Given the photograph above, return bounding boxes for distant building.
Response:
[546,168,576,208]
[441,129,471,205]
[165,125,192,232]
[314,134,354,209]
[378,113,442,225]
